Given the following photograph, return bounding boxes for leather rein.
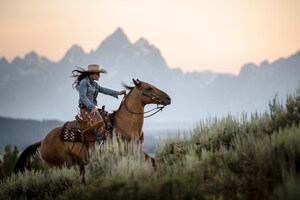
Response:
[121,88,165,118]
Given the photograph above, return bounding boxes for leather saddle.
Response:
[98,105,116,136]
[60,105,116,143]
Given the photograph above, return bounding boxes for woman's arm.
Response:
[98,85,120,99]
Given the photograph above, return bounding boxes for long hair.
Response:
[71,67,89,91]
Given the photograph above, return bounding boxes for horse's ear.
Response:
[133,79,137,85]
[133,79,141,86]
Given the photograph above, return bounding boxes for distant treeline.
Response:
[0,117,158,154]
[0,117,63,153]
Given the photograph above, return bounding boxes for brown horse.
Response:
[13,113,104,182]
[113,79,171,166]
[13,79,171,178]
[115,79,171,141]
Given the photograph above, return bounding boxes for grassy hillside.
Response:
[0,89,300,199]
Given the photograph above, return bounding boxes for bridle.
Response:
[121,86,165,118]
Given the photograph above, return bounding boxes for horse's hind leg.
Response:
[80,165,86,184]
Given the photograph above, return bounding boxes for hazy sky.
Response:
[0,0,299,74]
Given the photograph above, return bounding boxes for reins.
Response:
[120,92,165,118]
[124,101,165,118]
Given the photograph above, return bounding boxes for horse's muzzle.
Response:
[160,95,171,106]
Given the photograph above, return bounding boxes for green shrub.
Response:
[272,176,300,200]
[0,145,18,180]
[0,168,81,200]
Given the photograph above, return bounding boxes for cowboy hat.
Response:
[86,64,107,74]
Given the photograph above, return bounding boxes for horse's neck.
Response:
[115,88,144,139]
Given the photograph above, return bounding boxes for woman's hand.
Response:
[91,107,100,116]
[118,90,126,95]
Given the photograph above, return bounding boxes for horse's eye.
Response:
[147,87,152,91]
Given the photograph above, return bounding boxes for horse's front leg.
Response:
[139,131,156,170]
[144,152,156,170]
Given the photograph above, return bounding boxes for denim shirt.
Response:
[78,77,119,110]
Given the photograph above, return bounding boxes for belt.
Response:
[78,103,87,109]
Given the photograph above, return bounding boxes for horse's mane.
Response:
[113,82,135,113]
[122,82,135,90]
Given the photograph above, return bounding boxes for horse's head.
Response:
[132,79,171,106]
[115,79,171,140]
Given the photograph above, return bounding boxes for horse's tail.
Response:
[13,141,41,173]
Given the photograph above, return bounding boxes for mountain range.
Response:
[0,27,300,131]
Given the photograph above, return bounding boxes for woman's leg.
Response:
[80,108,103,125]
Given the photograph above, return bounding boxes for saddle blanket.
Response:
[60,121,83,142]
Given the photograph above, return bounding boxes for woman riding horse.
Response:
[13,77,171,181]
[71,64,126,124]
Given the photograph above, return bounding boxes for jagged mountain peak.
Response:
[0,57,9,65]
[23,51,39,65]
[239,63,258,77]
[109,27,129,43]
[25,51,39,58]
[134,37,150,46]
[11,56,22,63]
[22,51,52,66]
[287,50,300,63]
[12,51,51,71]
[259,60,269,67]
[133,37,162,57]
[293,50,300,58]
[95,28,131,54]
[134,38,153,50]
[61,44,87,63]
[65,44,85,56]
[112,27,127,39]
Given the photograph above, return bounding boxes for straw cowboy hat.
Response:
[86,64,107,74]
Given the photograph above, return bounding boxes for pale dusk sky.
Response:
[0,0,299,75]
